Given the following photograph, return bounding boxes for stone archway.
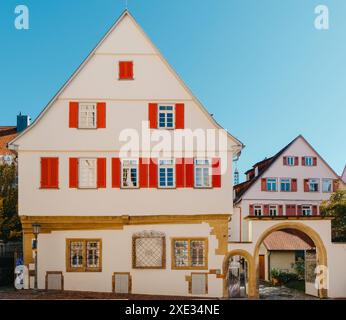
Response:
[222,249,257,298]
[252,222,328,299]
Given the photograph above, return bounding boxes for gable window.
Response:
[287,156,295,166]
[78,159,97,189]
[172,238,208,270]
[119,61,134,80]
[308,179,319,192]
[269,205,278,216]
[266,178,277,192]
[302,205,312,216]
[254,205,262,216]
[322,179,332,193]
[280,178,291,192]
[194,159,211,188]
[132,231,165,269]
[158,105,175,129]
[121,159,138,188]
[158,159,175,188]
[78,103,96,129]
[66,239,102,272]
[304,156,314,166]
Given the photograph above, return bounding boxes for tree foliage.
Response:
[320,189,346,242]
[0,164,21,241]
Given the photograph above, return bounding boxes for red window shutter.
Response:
[175,103,185,129]
[263,205,269,216]
[249,205,254,216]
[185,158,194,188]
[97,158,106,188]
[149,158,158,188]
[304,179,309,192]
[69,158,79,188]
[283,157,287,165]
[50,158,59,188]
[313,157,317,166]
[261,178,267,191]
[278,205,283,216]
[212,158,221,188]
[333,179,339,192]
[40,158,49,188]
[112,158,121,188]
[291,179,297,192]
[176,158,185,188]
[302,157,306,166]
[139,158,149,188]
[97,102,106,128]
[297,205,302,216]
[69,102,79,128]
[295,157,299,166]
[312,205,318,216]
[119,61,133,80]
[149,103,158,129]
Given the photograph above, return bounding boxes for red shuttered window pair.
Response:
[302,156,317,166]
[148,103,185,129]
[69,158,106,189]
[41,158,59,189]
[69,102,106,129]
[118,61,134,80]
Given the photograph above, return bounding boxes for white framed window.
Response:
[305,156,314,166]
[308,179,319,192]
[302,205,312,216]
[121,159,139,189]
[287,156,295,166]
[78,103,96,129]
[254,205,262,216]
[322,179,332,193]
[158,159,175,188]
[266,178,277,191]
[78,158,97,189]
[269,205,278,216]
[158,105,175,129]
[280,178,291,192]
[194,159,211,188]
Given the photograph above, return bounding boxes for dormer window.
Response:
[158,105,175,129]
[119,61,134,80]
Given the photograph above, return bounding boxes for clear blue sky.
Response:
[0,0,345,180]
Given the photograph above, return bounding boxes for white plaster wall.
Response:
[269,251,296,273]
[37,223,224,297]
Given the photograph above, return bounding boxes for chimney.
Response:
[17,113,31,133]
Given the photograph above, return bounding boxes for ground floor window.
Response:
[66,239,102,272]
[172,238,208,270]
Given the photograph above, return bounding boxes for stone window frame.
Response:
[66,239,102,272]
[171,237,209,270]
[132,231,166,269]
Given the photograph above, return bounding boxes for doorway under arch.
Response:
[253,222,328,299]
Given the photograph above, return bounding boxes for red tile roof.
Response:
[0,126,17,156]
[263,229,315,251]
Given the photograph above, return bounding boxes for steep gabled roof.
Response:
[234,135,341,204]
[8,10,244,153]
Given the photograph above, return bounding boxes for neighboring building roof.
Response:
[0,126,17,156]
[263,229,315,251]
[8,10,244,154]
[234,135,341,204]
[342,165,346,184]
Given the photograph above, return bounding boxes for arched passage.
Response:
[253,222,328,299]
[222,249,257,298]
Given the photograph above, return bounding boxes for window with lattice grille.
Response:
[132,231,166,269]
[172,238,208,270]
[66,239,102,272]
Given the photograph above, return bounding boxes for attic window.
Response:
[119,61,134,80]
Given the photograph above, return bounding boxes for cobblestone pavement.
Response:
[259,283,318,300]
